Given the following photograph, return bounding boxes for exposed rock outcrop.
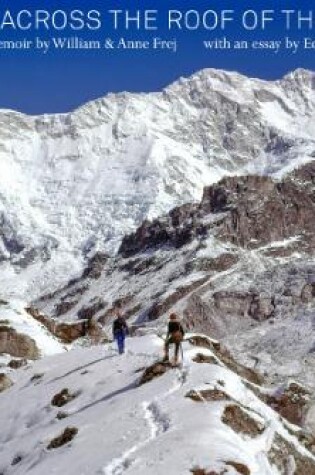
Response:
[212,290,275,322]
[269,433,315,475]
[0,326,39,359]
[82,253,109,279]
[186,388,230,402]
[77,299,107,321]
[8,358,28,369]
[47,427,78,450]
[266,382,311,426]
[147,276,209,321]
[55,300,79,318]
[0,373,13,392]
[26,307,104,344]
[120,162,315,257]
[51,388,78,407]
[188,336,263,386]
[139,361,173,385]
[221,404,265,436]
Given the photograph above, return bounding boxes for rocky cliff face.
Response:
[0,68,314,299]
[120,161,315,256]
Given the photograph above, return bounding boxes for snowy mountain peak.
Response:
[167,67,315,93]
[0,68,314,299]
[282,68,315,85]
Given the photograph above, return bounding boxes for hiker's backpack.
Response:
[172,328,184,344]
[172,323,184,343]
[113,318,127,334]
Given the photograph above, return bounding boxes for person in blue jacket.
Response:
[112,310,129,354]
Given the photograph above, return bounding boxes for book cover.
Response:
[0,1,314,474]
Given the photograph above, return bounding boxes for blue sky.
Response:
[0,0,314,114]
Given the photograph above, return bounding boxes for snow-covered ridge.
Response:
[0,68,314,298]
[1,334,315,474]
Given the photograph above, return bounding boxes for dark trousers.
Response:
[164,337,180,360]
[114,331,125,354]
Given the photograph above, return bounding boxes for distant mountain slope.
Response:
[0,68,314,298]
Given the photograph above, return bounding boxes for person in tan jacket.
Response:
[163,313,185,364]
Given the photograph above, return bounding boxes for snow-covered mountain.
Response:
[1,68,315,474]
[1,334,315,474]
[0,68,314,298]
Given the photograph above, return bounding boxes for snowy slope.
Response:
[0,68,314,299]
[1,335,314,475]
